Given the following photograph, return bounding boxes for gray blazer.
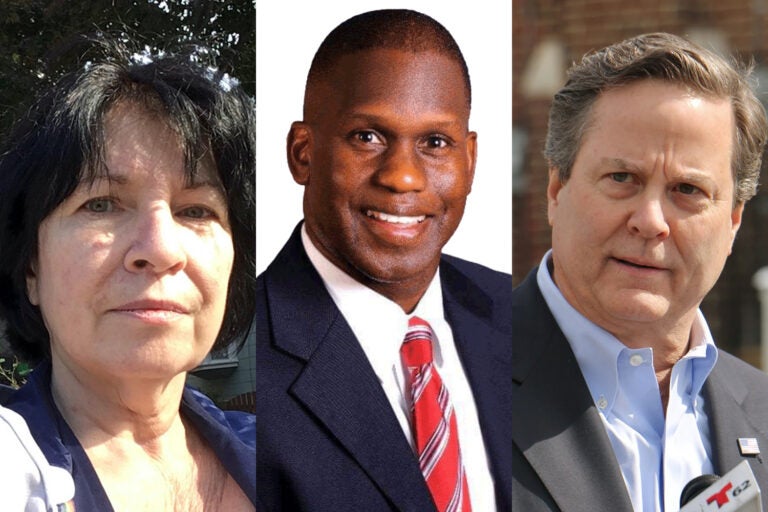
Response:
[512,269,768,511]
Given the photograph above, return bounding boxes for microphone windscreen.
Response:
[680,474,722,507]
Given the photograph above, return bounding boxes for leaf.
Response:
[16,362,31,376]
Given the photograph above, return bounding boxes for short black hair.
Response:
[0,38,255,361]
[305,9,472,113]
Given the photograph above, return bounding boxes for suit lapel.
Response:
[264,226,436,511]
[705,356,768,509]
[441,258,512,507]
[512,272,634,512]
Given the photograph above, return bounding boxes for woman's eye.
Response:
[179,205,215,219]
[83,198,115,213]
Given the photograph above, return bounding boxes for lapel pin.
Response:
[738,437,761,456]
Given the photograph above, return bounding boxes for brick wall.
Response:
[514,0,768,364]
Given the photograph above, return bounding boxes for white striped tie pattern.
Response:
[401,316,471,512]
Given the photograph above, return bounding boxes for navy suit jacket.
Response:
[257,224,512,511]
[512,269,768,511]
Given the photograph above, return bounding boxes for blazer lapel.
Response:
[705,355,768,509]
[512,271,634,512]
[264,225,436,511]
[440,258,513,507]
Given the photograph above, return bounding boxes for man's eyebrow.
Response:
[340,111,465,128]
[601,157,717,184]
[671,169,716,185]
[602,157,642,172]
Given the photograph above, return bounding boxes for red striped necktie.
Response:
[401,316,472,512]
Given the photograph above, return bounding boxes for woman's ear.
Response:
[26,262,39,306]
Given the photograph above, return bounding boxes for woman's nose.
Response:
[124,207,187,273]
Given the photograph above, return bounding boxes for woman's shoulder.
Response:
[182,386,255,448]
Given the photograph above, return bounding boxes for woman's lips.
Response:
[109,300,189,324]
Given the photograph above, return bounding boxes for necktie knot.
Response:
[401,316,435,367]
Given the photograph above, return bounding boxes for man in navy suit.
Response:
[513,33,768,511]
[256,9,511,512]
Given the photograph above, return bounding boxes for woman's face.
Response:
[26,104,234,382]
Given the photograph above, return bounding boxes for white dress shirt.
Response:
[537,250,718,512]
[302,226,497,511]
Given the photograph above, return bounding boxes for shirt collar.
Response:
[536,250,717,412]
[301,224,446,378]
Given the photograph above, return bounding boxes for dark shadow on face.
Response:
[288,48,476,312]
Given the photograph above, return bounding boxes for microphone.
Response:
[679,460,762,511]
[681,475,722,507]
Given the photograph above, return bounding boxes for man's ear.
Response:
[729,201,745,254]
[546,167,565,226]
[465,131,477,194]
[287,121,312,185]
[26,262,39,306]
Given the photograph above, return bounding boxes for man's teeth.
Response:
[366,210,426,224]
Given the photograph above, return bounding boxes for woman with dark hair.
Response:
[0,40,255,511]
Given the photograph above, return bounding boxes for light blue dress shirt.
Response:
[536,251,718,511]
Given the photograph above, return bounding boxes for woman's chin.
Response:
[74,353,203,384]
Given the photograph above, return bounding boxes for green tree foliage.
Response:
[0,0,254,136]
[0,0,254,387]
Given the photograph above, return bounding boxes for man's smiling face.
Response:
[289,48,476,310]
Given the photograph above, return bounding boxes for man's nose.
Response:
[627,196,671,240]
[373,142,427,192]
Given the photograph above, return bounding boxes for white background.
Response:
[255,1,512,274]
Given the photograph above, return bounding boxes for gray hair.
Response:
[544,32,768,203]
